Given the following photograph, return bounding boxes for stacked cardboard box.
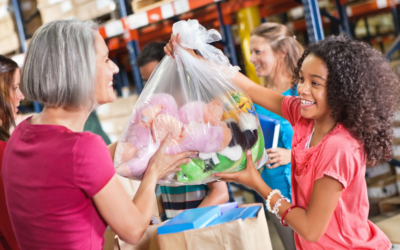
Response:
[20,0,43,35]
[38,0,115,24]
[131,0,174,13]
[0,0,19,55]
[366,162,398,216]
[74,0,116,21]
[37,0,74,23]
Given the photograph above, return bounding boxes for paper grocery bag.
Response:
[157,203,272,250]
[116,224,161,250]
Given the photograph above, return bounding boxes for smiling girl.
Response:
[165,35,399,249]
[249,23,303,250]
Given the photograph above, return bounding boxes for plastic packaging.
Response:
[114,19,266,185]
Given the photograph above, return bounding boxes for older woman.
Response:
[1,19,195,249]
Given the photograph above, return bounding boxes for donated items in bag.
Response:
[114,19,266,185]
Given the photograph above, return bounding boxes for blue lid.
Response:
[207,206,261,227]
[258,114,280,149]
[218,202,238,215]
[157,206,221,235]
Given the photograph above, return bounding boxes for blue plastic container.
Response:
[157,206,221,235]
[207,205,261,227]
[258,114,280,149]
[218,202,238,215]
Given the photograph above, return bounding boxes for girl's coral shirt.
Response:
[282,96,391,250]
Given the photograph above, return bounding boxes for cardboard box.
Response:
[0,13,15,39]
[365,162,393,185]
[39,0,74,23]
[0,32,19,55]
[74,0,115,20]
[367,175,397,199]
[376,214,400,247]
[379,196,400,214]
[37,0,64,8]
[96,94,138,120]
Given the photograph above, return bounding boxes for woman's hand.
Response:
[266,148,291,168]
[164,33,200,59]
[213,150,269,194]
[145,134,197,180]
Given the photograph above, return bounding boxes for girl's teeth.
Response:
[301,100,315,105]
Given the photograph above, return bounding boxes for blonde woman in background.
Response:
[249,23,303,250]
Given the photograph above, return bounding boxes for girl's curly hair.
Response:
[292,35,400,165]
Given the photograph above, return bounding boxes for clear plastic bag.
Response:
[114,19,266,185]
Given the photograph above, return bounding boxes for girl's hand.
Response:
[145,134,198,180]
[164,33,200,59]
[266,148,291,168]
[213,150,267,193]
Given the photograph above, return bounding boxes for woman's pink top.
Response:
[1,118,115,250]
[282,96,391,250]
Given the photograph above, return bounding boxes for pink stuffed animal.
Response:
[134,93,179,124]
[178,101,206,124]
[204,100,223,125]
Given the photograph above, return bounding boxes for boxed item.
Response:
[37,0,64,8]
[157,203,272,250]
[20,0,43,35]
[75,0,115,20]
[39,0,74,23]
[365,162,393,185]
[0,13,15,39]
[0,32,19,55]
[379,196,400,214]
[367,175,397,199]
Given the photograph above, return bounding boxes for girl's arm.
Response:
[232,72,285,117]
[214,150,343,243]
[198,181,229,208]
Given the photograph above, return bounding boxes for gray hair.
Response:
[21,19,99,110]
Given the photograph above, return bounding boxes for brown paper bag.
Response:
[157,203,272,250]
[116,224,161,250]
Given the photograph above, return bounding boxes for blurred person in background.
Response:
[248,22,303,250]
[0,54,24,250]
[137,41,230,220]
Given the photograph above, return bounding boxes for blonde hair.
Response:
[251,23,303,76]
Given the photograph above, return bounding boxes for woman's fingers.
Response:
[266,148,277,154]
